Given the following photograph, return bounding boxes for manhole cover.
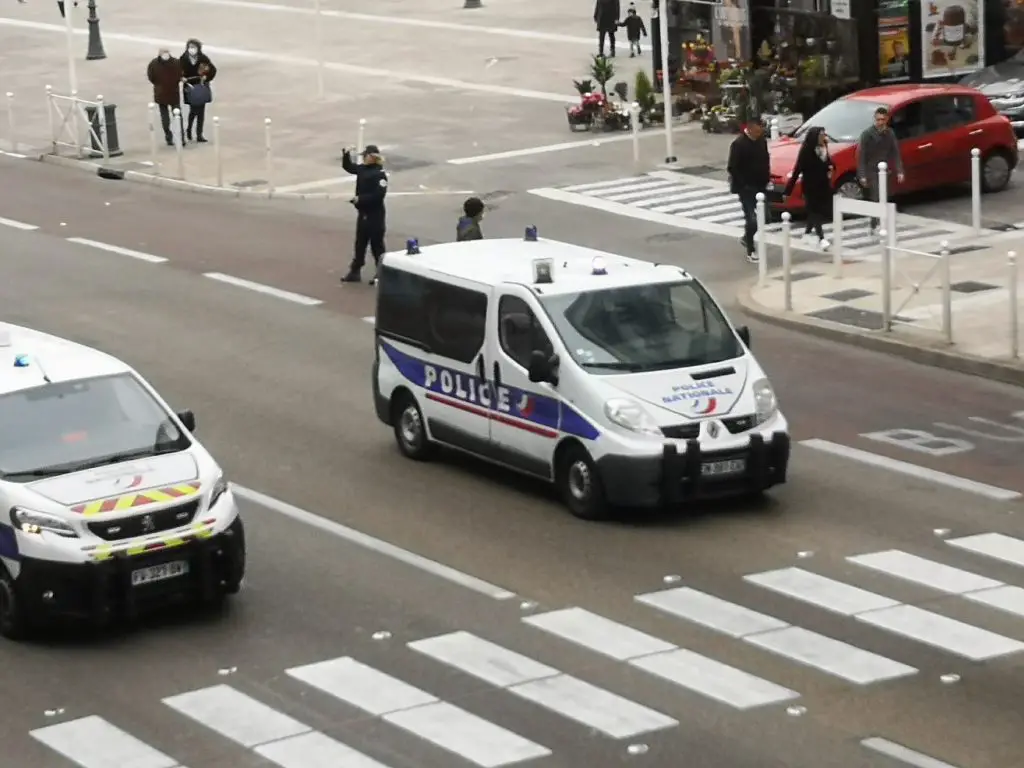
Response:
[646,231,695,243]
[674,164,722,175]
[231,179,267,188]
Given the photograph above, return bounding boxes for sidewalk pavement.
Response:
[737,232,1024,386]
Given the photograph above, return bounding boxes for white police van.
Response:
[372,229,790,520]
[0,323,245,639]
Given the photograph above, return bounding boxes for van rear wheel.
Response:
[393,393,435,461]
[0,567,29,641]
[557,445,610,521]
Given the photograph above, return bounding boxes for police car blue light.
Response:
[13,354,29,368]
[524,226,538,242]
[591,257,607,275]
[406,238,420,255]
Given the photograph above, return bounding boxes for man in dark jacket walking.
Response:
[857,106,904,233]
[727,120,770,263]
[146,47,183,146]
[594,0,620,57]
[341,145,389,285]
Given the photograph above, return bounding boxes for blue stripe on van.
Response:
[380,341,600,441]
[0,525,20,559]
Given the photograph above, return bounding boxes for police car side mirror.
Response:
[528,351,558,385]
[177,409,196,432]
[737,325,751,348]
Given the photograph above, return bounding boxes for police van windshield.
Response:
[538,280,741,373]
[0,373,191,482]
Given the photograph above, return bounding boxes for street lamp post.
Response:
[86,0,106,60]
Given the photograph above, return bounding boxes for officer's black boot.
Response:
[340,270,361,283]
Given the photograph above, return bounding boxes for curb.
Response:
[735,281,1024,388]
[35,152,357,201]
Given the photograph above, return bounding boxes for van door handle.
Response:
[969,129,983,135]
[476,354,485,382]
[492,360,502,388]
[917,143,933,149]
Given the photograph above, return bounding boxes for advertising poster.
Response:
[879,0,911,82]
[921,0,985,78]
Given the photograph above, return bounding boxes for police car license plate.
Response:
[701,459,746,476]
[131,561,189,586]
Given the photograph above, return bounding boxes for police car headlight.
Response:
[604,398,662,436]
[10,507,78,538]
[752,378,777,424]
[209,475,229,508]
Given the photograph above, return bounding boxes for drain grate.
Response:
[672,164,722,176]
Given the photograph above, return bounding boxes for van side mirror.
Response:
[528,351,559,385]
[177,409,196,432]
[737,325,751,347]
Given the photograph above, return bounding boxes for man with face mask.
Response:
[147,47,184,146]
[340,145,389,285]
[179,38,217,143]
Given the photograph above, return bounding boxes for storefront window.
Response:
[1005,0,1024,57]
[713,0,751,62]
[759,4,859,86]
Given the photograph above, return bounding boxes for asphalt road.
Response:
[2,157,1024,768]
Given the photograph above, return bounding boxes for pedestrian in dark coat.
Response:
[179,38,217,143]
[341,145,389,285]
[783,126,834,248]
[619,4,648,57]
[147,47,184,146]
[727,120,770,263]
[594,0,621,57]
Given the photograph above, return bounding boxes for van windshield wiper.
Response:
[0,467,69,480]
[63,445,179,473]
[579,361,645,371]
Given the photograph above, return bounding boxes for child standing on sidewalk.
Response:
[456,197,485,241]
[620,4,647,58]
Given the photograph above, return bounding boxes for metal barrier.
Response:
[1009,251,1019,360]
[831,161,896,279]
[880,232,952,343]
[45,85,108,160]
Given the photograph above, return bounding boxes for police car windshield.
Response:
[538,281,741,372]
[0,373,191,482]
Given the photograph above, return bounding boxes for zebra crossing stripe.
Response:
[256,732,395,768]
[561,176,648,193]
[947,532,1024,569]
[164,684,310,747]
[286,656,551,767]
[30,715,182,768]
[523,606,799,709]
[636,587,916,685]
[409,630,677,738]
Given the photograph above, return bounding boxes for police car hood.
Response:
[27,452,200,507]
[606,357,751,419]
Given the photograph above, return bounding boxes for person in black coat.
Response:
[341,145,389,285]
[594,0,621,57]
[179,38,217,143]
[783,126,834,248]
[726,120,770,263]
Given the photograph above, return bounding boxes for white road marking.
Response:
[636,587,787,638]
[0,18,575,104]
[362,316,375,324]
[561,176,648,193]
[947,532,1024,569]
[286,657,550,767]
[638,586,915,684]
[631,648,800,709]
[0,215,39,230]
[409,631,676,738]
[857,604,1024,661]
[523,607,799,708]
[799,439,1022,501]
[848,550,1003,594]
[66,237,168,264]
[30,715,181,768]
[964,585,1024,620]
[256,731,396,768]
[232,484,515,599]
[203,273,323,306]
[449,135,663,165]
[163,684,310,747]
[861,737,963,768]
[745,568,900,616]
[274,176,355,193]
[523,607,674,660]
[745,626,917,684]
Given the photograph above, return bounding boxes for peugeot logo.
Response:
[140,514,155,533]
[706,421,720,438]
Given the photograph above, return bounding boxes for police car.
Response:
[372,229,790,520]
[0,323,245,639]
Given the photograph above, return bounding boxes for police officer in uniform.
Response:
[341,144,389,285]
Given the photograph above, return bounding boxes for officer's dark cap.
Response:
[363,144,381,156]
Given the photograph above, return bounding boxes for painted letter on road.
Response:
[860,429,973,456]
[933,413,1024,444]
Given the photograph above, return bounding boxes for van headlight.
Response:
[752,378,778,424]
[10,507,78,538]
[604,398,662,436]
[209,475,229,508]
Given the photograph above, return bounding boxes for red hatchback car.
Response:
[767,84,1018,213]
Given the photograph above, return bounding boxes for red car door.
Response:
[887,100,929,192]
[919,94,979,184]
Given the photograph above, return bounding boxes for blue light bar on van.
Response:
[524,226,538,242]
[406,238,420,254]
[591,257,607,275]
[13,354,29,368]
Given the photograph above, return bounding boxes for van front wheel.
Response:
[392,394,435,461]
[0,567,29,641]
[557,446,610,521]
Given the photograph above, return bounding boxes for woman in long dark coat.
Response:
[783,125,834,249]
[594,0,621,57]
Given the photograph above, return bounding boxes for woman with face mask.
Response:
[147,47,184,146]
[179,38,218,143]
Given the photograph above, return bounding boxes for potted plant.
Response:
[634,69,657,123]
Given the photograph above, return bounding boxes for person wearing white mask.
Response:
[147,47,184,146]
[179,38,217,143]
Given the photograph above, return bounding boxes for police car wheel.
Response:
[0,568,29,640]
[393,394,435,460]
[557,446,609,520]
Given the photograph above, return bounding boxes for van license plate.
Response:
[131,561,189,586]
[701,459,746,476]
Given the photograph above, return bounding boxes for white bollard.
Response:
[147,102,159,174]
[770,117,779,140]
[1010,251,1019,359]
[630,101,641,165]
[45,85,56,154]
[313,0,325,99]
[356,117,366,162]
[172,107,185,179]
[96,94,109,161]
[971,147,982,233]
[879,228,891,329]
[755,192,767,285]
[876,160,889,210]
[213,116,222,187]
[781,211,792,311]
[70,88,81,156]
[832,195,844,279]
[5,92,16,153]
[940,240,952,344]
[264,117,274,197]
